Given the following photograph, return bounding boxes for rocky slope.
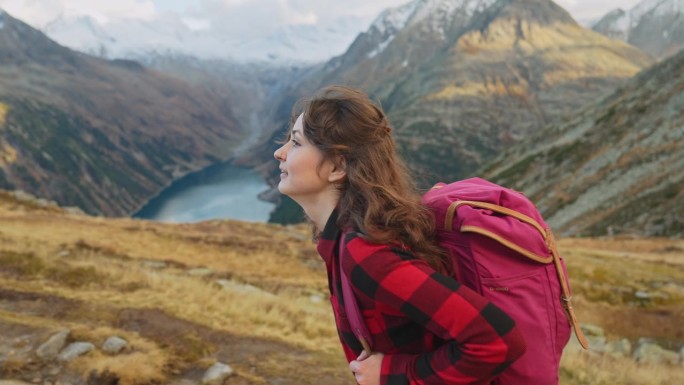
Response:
[0,10,243,216]
[265,0,653,185]
[592,0,684,60]
[482,48,684,237]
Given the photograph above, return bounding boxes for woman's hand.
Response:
[349,350,384,385]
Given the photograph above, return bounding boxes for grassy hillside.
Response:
[0,191,682,384]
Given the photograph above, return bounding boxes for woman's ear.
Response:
[328,156,347,183]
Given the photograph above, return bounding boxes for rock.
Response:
[201,362,234,385]
[0,381,34,385]
[63,206,85,216]
[634,290,669,302]
[309,294,324,304]
[215,279,268,295]
[604,338,632,358]
[102,336,128,355]
[36,330,70,360]
[633,339,680,365]
[587,336,607,353]
[12,190,34,202]
[57,342,94,362]
[35,198,52,207]
[579,323,605,337]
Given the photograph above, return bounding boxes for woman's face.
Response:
[273,114,338,202]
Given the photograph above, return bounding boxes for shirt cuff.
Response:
[380,353,416,385]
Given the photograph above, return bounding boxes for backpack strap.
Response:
[339,240,374,355]
[546,230,590,350]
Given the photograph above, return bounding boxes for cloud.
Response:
[184,0,319,40]
[0,0,157,26]
[0,0,651,38]
[554,0,643,22]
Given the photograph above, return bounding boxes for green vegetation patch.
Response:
[493,153,537,184]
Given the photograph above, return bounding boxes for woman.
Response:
[273,85,525,385]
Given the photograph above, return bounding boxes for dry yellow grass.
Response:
[561,347,683,385]
[1,191,682,384]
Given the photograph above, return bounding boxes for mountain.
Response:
[481,48,684,237]
[41,10,369,65]
[592,0,684,59]
[131,53,312,158]
[261,0,652,187]
[0,10,243,216]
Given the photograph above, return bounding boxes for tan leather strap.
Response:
[445,200,547,237]
[461,225,553,264]
[547,229,589,349]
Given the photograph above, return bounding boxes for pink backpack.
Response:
[341,177,588,384]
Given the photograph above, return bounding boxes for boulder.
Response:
[633,339,680,365]
[587,336,607,353]
[102,336,128,355]
[201,362,234,385]
[58,342,94,362]
[604,338,632,358]
[36,329,70,360]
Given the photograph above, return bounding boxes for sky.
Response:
[0,0,646,34]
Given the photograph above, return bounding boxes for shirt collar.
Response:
[316,208,341,266]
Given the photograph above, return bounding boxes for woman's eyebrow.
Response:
[291,129,301,137]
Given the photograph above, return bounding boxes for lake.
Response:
[133,162,275,223]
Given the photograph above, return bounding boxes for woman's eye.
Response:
[291,139,300,146]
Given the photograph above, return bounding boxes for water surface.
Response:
[134,163,274,223]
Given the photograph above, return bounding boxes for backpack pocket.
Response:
[481,269,560,384]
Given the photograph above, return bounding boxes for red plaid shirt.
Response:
[317,210,526,385]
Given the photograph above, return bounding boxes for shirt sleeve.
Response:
[343,240,526,385]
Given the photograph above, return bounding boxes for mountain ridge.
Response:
[592,0,684,59]
[0,10,244,216]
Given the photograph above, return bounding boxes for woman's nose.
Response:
[274,144,286,161]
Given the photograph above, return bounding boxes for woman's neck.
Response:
[304,201,337,234]
[296,190,339,233]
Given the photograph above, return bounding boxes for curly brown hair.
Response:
[292,85,449,273]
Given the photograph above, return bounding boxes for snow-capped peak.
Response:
[366,0,497,58]
[631,0,684,21]
[370,1,420,35]
[592,0,684,58]
[370,0,497,36]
